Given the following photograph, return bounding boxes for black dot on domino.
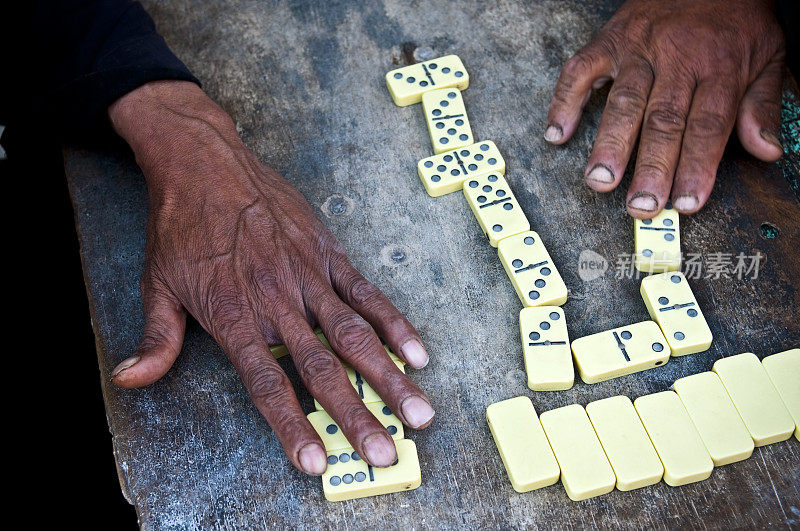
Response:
[355,472,367,482]
[513,259,523,267]
[671,275,681,283]
[394,73,402,79]
[541,267,550,275]
[535,279,546,288]
[431,175,440,182]
[524,237,534,245]
[469,180,478,188]
[407,77,415,83]
[482,185,492,192]
[687,309,698,317]
[330,476,341,486]
[492,224,503,232]
[621,331,632,340]
[328,455,338,465]
[488,175,498,182]
[503,203,513,210]
[643,249,653,257]
[659,296,669,304]
[652,342,664,352]
[436,122,445,129]
[424,161,433,168]
[387,425,398,435]
[326,424,338,434]
[530,332,540,340]
[674,332,685,340]
[343,474,354,484]
[529,291,540,299]
[549,312,560,320]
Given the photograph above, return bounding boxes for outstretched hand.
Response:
[546,0,785,218]
[107,81,434,475]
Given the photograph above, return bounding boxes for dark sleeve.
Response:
[1,0,200,141]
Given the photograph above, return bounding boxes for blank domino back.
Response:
[673,372,754,465]
[499,231,568,307]
[540,404,616,501]
[321,439,421,502]
[640,272,712,356]
[586,396,663,491]
[762,348,800,441]
[417,141,505,197]
[571,321,671,384]
[519,307,573,391]
[714,353,795,445]
[634,391,714,486]
[385,55,469,107]
[634,202,680,272]
[486,397,560,492]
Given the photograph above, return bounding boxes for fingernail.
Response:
[586,163,614,184]
[760,129,783,151]
[298,443,328,475]
[111,356,140,379]
[401,396,435,429]
[544,124,563,143]
[628,192,658,212]
[362,432,397,467]
[400,339,429,368]
[673,194,698,212]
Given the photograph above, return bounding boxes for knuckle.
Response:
[344,275,381,307]
[636,159,673,179]
[338,402,376,432]
[606,86,648,118]
[330,313,374,361]
[562,52,594,79]
[298,349,342,387]
[644,106,687,141]
[594,129,630,154]
[245,363,291,405]
[686,110,730,140]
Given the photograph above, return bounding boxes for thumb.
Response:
[735,50,785,162]
[111,280,187,388]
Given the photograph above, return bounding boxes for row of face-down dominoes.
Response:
[487,348,798,500]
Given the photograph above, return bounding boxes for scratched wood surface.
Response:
[64,0,800,528]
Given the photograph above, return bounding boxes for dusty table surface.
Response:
[64,0,800,528]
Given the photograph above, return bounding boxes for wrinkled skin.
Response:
[545,0,785,218]
[108,81,434,475]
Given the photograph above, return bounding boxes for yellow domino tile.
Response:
[422,88,473,154]
[417,141,505,197]
[315,359,406,411]
[673,372,754,465]
[463,173,530,247]
[486,397,560,492]
[519,307,573,391]
[714,352,795,446]
[634,391,714,486]
[539,404,616,501]
[571,321,671,384]
[308,402,403,452]
[640,272,712,356]
[499,231,568,307]
[322,439,421,501]
[634,202,680,273]
[762,348,800,441]
[586,396,663,491]
[385,55,469,107]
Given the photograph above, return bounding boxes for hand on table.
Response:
[545,0,785,218]
[107,81,434,475]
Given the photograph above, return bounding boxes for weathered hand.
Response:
[545,0,785,217]
[107,81,434,475]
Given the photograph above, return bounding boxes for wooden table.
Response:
[65,0,800,527]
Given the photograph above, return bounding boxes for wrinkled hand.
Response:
[545,0,785,217]
[107,81,434,475]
